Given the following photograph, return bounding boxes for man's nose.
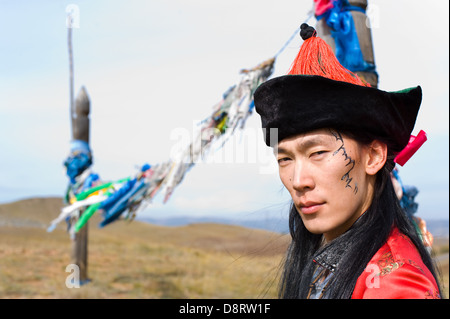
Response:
[292,161,315,192]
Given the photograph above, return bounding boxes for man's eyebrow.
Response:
[274,146,289,155]
[275,136,331,155]
[299,137,329,150]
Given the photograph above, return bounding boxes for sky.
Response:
[0,0,448,222]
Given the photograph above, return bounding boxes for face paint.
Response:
[330,130,358,194]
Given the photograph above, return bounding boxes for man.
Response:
[253,24,442,299]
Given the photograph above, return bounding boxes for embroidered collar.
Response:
[312,214,366,272]
[313,238,352,272]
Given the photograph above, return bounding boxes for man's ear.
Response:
[365,140,388,175]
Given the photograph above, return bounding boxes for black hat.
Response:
[254,74,421,153]
[253,23,422,154]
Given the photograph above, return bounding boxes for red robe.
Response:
[352,227,441,299]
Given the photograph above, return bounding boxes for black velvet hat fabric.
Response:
[253,75,422,153]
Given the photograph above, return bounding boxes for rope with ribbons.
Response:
[48,12,316,237]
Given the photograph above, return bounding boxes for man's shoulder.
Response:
[376,227,423,270]
[352,227,440,299]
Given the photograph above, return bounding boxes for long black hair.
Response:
[278,130,443,299]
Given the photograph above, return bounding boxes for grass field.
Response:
[0,197,448,299]
[0,197,289,299]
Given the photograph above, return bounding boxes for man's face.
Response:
[276,128,374,241]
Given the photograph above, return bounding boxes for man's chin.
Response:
[301,219,329,236]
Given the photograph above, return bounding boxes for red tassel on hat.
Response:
[287,23,370,87]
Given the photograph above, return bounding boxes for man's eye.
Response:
[277,157,291,164]
[312,151,327,157]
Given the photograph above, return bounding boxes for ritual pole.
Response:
[67,7,90,284]
[70,87,91,284]
[315,0,378,87]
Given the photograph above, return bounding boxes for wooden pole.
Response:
[67,6,90,285]
[315,0,378,87]
[68,26,74,134]
[71,87,91,285]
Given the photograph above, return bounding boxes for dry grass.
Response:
[432,236,449,299]
[0,197,448,299]
[0,224,288,299]
[0,198,289,299]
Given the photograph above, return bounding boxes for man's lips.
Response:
[298,202,324,214]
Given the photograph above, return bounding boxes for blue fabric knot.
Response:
[317,0,376,73]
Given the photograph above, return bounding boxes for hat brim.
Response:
[253,75,421,153]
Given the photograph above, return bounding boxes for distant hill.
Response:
[0,197,288,234]
[138,215,449,238]
[0,196,64,228]
[424,219,450,238]
[137,215,291,234]
[1,196,447,237]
